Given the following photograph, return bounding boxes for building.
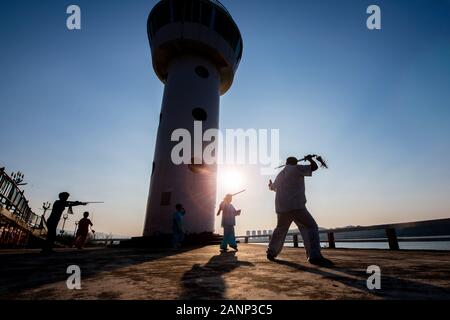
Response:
[143,0,243,235]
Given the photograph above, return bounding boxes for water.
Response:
[250,241,450,251]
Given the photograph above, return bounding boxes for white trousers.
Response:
[267,208,322,259]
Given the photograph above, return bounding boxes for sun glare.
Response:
[218,168,246,193]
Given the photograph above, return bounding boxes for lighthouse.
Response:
[143,0,243,236]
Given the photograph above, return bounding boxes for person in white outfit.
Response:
[267,155,333,266]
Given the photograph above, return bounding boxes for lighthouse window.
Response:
[214,9,234,49]
[192,0,201,23]
[184,0,194,22]
[192,108,207,121]
[200,2,212,26]
[173,0,184,22]
[152,1,170,32]
[235,39,242,58]
[195,66,209,78]
[160,192,171,206]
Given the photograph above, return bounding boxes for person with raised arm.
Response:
[267,155,333,266]
[42,192,86,253]
[217,194,241,252]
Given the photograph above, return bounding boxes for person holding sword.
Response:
[42,192,87,253]
[267,155,333,266]
[217,193,242,252]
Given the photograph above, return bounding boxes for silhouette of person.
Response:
[74,211,94,249]
[267,155,333,266]
[217,194,241,252]
[173,203,186,249]
[42,192,86,253]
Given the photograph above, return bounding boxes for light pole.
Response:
[41,202,51,219]
[11,171,27,186]
[74,221,79,236]
[60,213,69,235]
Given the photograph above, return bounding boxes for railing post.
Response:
[327,232,336,249]
[386,228,399,250]
[293,234,299,248]
[245,236,248,243]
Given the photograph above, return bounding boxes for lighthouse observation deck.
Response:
[147,0,243,94]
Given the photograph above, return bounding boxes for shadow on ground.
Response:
[0,247,198,298]
[180,251,254,299]
[274,258,450,299]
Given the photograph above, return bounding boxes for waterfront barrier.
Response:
[237,218,450,250]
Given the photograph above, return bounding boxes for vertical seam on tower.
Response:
[169,0,174,22]
[210,6,216,29]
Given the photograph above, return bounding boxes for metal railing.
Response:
[89,238,128,247]
[0,167,46,233]
[238,218,450,250]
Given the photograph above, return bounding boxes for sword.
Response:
[231,190,246,196]
[275,155,328,169]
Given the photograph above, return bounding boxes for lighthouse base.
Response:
[120,232,223,248]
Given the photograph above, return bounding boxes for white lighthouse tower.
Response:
[143,0,243,236]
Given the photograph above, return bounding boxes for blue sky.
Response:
[1,0,450,236]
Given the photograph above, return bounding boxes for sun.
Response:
[218,168,245,192]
